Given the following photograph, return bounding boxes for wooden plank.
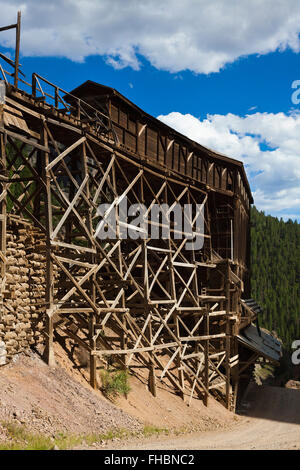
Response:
[198,295,227,301]
[50,240,97,254]
[5,96,43,119]
[14,11,21,88]
[209,310,226,317]
[196,262,217,268]
[91,341,177,356]
[180,333,225,341]
[0,23,17,32]
[55,255,95,269]
[173,261,195,268]
[3,128,49,152]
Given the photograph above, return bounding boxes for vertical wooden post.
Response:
[147,317,157,397]
[170,265,185,400]
[65,157,76,243]
[140,174,156,396]
[187,191,199,298]
[225,259,231,409]
[143,237,156,396]
[136,120,140,155]
[0,81,5,123]
[167,185,185,400]
[0,128,7,323]
[42,125,55,367]
[82,141,97,388]
[203,308,209,406]
[231,336,239,413]
[54,87,59,109]
[14,11,21,89]
[33,146,42,220]
[174,313,185,401]
[89,317,97,389]
[112,158,127,371]
[32,74,36,98]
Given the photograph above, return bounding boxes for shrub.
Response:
[100,369,131,400]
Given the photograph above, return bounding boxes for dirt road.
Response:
[111,384,300,450]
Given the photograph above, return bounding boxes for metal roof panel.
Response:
[237,323,282,363]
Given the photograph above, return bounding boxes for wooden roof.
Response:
[68,80,253,203]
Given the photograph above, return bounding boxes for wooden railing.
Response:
[0,12,118,144]
[31,73,118,142]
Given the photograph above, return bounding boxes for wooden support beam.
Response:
[14,12,21,89]
[203,309,209,406]
[42,125,55,367]
[46,136,86,172]
[225,260,232,410]
[0,131,6,322]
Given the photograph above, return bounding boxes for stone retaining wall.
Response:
[0,220,50,363]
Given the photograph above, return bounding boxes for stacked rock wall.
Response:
[0,220,49,363]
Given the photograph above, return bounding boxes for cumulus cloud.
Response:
[157,111,300,219]
[1,1,300,73]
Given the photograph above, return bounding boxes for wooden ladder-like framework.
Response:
[0,13,244,409]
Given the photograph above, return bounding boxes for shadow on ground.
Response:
[238,382,300,425]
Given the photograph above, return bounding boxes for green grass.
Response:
[100,369,131,400]
[0,422,174,450]
[0,422,136,450]
[0,423,56,450]
[142,425,169,438]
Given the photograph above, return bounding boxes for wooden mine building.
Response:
[0,14,281,410]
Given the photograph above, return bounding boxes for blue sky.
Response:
[14,49,299,118]
[1,0,300,221]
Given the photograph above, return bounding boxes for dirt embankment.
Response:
[1,344,299,450]
[0,343,237,442]
[0,351,141,439]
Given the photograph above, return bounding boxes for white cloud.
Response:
[1,1,300,73]
[157,111,300,219]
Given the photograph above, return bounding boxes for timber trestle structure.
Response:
[0,14,259,411]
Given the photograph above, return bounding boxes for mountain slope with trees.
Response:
[250,206,300,349]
